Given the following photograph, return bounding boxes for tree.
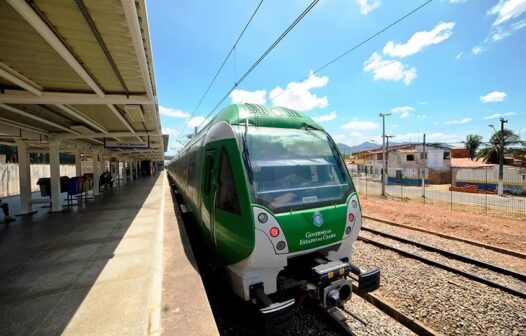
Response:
[463,134,483,160]
[477,129,525,164]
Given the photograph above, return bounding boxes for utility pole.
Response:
[379,112,391,197]
[386,135,395,171]
[422,133,426,198]
[498,118,508,196]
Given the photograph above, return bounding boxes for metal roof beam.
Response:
[54,104,108,134]
[6,0,104,97]
[0,91,154,105]
[0,104,79,135]
[0,62,42,96]
[106,104,143,143]
[58,131,160,140]
[121,0,161,136]
[121,0,154,100]
[0,117,49,136]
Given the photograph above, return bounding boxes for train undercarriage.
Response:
[249,252,380,335]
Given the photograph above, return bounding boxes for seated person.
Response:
[100,171,114,189]
[0,199,15,223]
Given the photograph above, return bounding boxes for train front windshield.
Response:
[240,126,354,213]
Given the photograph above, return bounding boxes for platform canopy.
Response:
[0,0,165,161]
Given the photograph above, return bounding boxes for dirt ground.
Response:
[359,196,526,253]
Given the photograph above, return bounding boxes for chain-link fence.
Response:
[349,167,526,221]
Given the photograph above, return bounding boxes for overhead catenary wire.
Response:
[269,0,434,103]
[194,0,321,131]
[176,0,265,142]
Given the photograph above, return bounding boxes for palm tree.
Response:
[463,134,483,160]
[477,129,525,164]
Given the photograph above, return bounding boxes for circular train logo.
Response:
[313,212,324,227]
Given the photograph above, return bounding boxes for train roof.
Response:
[208,104,323,130]
[172,104,325,159]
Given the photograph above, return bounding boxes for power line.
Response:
[195,0,320,130]
[176,0,265,141]
[269,0,433,103]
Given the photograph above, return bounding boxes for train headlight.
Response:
[276,241,286,250]
[269,227,280,237]
[345,226,352,235]
[348,213,355,222]
[257,213,268,223]
[351,200,358,208]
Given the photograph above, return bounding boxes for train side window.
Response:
[217,148,241,215]
[204,156,214,195]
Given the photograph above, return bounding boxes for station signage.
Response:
[104,136,150,149]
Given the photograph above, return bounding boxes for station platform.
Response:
[0,172,218,336]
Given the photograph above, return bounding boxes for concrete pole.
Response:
[422,133,426,198]
[15,140,34,215]
[75,150,82,176]
[93,148,100,196]
[497,118,508,196]
[49,139,62,212]
[379,113,391,197]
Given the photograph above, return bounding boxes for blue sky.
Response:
[148,0,526,154]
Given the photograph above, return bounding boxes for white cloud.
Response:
[449,0,468,3]
[417,114,428,119]
[162,128,179,136]
[341,120,379,130]
[355,0,380,15]
[392,124,398,128]
[483,112,517,119]
[186,116,207,128]
[488,0,526,26]
[417,101,429,105]
[480,91,507,103]
[270,72,329,111]
[391,106,414,118]
[472,46,484,55]
[230,89,267,104]
[383,22,455,58]
[350,131,363,136]
[363,52,417,85]
[445,117,472,125]
[159,106,190,118]
[455,52,464,59]
[490,18,526,41]
[312,111,336,122]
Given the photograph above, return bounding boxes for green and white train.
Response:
[167,104,378,324]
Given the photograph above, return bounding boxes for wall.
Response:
[453,166,526,195]
[0,163,92,197]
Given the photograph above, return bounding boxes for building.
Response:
[355,144,452,185]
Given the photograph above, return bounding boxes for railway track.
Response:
[362,215,526,259]
[357,233,526,298]
[321,286,443,336]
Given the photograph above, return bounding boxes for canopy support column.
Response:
[15,140,36,215]
[75,150,82,176]
[93,148,101,196]
[49,139,62,212]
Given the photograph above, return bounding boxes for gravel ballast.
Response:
[352,241,526,336]
[363,218,526,272]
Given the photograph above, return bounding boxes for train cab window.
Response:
[217,148,241,214]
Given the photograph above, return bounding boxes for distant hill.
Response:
[337,141,379,155]
[337,141,409,155]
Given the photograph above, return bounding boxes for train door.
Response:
[201,149,218,243]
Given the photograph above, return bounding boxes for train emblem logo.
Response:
[313,212,324,227]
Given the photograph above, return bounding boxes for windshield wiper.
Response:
[242,119,254,184]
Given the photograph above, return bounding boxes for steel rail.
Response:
[351,283,444,336]
[361,226,526,281]
[357,236,526,298]
[363,215,526,259]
